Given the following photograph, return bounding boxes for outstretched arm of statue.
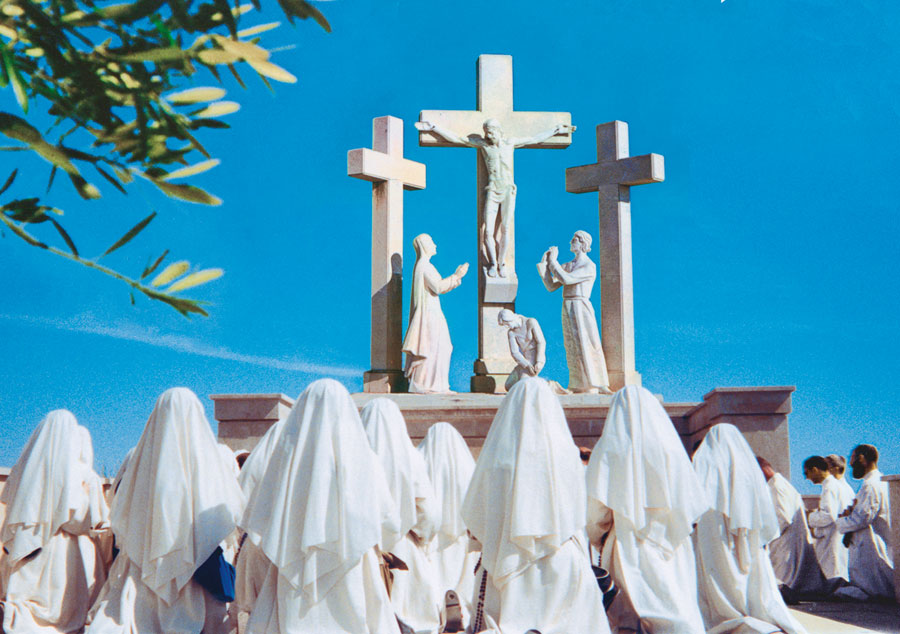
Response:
[547,252,594,286]
[511,123,575,147]
[416,120,481,147]
[424,263,468,295]
[537,250,562,292]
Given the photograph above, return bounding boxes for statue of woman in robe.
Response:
[538,230,611,394]
[402,234,468,394]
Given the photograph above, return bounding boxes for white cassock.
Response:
[461,378,611,634]
[402,250,463,394]
[362,398,442,634]
[417,423,480,627]
[835,476,856,512]
[835,469,894,599]
[585,385,708,633]
[86,387,245,634]
[0,411,109,633]
[807,475,849,581]
[238,379,402,634]
[766,472,826,594]
[692,425,807,634]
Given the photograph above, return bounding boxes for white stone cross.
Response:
[418,54,572,393]
[565,121,664,390]
[349,116,426,393]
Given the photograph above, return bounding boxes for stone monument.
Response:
[417,54,573,393]
[348,116,426,393]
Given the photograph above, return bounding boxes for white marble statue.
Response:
[538,230,611,394]
[416,119,574,278]
[402,234,468,393]
[497,308,547,391]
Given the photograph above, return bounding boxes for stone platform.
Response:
[212,384,796,476]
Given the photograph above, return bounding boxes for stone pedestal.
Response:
[883,474,900,603]
[679,386,795,478]
[210,393,294,453]
[213,385,794,473]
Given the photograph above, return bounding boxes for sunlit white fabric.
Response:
[362,398,441,633]
[585,385,707,633]
[766,473,825,594]
[86,387,244,634]
[237,418,284,502]
[692,424,806,634]
[0,412,109,633]
[418,422,479,606]
[462,378,610,634]
[808,475,849,580]
[238,379,400,633]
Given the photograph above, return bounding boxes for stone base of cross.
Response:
[418,54,572,393]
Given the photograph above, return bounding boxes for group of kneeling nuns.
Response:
[0,377,810,634]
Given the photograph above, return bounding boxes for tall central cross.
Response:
[418,54,572,393]
[566,121,664,390]
[349,116,426,393]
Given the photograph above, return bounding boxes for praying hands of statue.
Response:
[454,262,470,279]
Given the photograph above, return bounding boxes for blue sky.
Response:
[1,0,898,493]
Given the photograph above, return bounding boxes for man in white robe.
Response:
[825,454,857,514]
[804,455,849,581]
[0,411,109,633]
[417,422,480,630]
[238,379,402,633]
[757,456,826,597]
[402,233,468,393]
[835,444,894,600]
[585,385,708,633]
[86,388,245,634]
[461,377,611,634]
[692,425,807,634]
[362,398,442,634]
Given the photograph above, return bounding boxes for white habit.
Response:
[585,385,708,633]
[461,378,611,634]
[362,398,442,634]
[237,417,285,501]
[692,425,807,634]
[0,411,109,634]
[417,423,480,624]
[835,469,894,599]
[238,379,401,634]
[766,472,826,594]
[807,475,849,581]
[402,235,464,393]
[86,387,245,634]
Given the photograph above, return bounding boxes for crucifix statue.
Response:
[418,54,573,393]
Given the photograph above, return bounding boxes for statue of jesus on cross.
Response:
[416,118,575,278]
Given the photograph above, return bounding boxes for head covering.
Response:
[237,417,285,500]
[361,398,435,542]
[75,424,109,528]
[217,443,241,479]
[586,386,709,553]
[461,378,585,587]
[692,424,779,546]
[110,387,245,604]
[1,410,86,563]
[418,422,475,544]
[240,379,400,601]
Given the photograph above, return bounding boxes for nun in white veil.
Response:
[461,378,611,634]
[238,379,402,633]
[85,387,245,634]
[361,397,442,634]
[0,411,109,633]
[692,424,807,634]
[586,385,708,633]
[417,423,479,617]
